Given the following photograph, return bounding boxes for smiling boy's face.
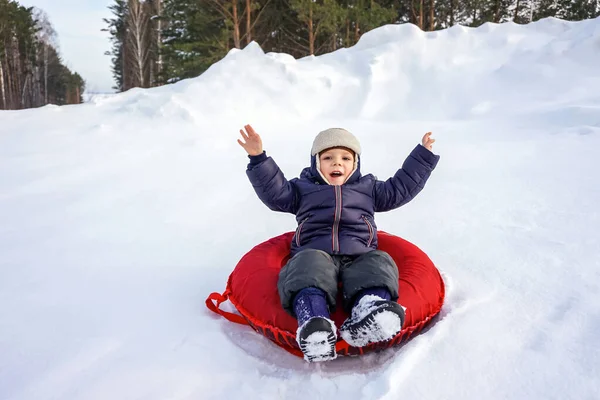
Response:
[318,147,355,185]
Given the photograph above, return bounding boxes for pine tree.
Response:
[563,0,600,20]
[345,0,396,44]
[160,0,229,83]
[288,0,345,55]
[103,0,128,91]
[512,0,532,24]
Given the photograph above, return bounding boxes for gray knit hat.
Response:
[311,128,361,156]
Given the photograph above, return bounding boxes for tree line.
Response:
[105,0,599,92]
[0,0,85,110]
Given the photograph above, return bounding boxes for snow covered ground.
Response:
[1,17,600,400]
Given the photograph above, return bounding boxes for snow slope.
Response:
[1,16,600,400]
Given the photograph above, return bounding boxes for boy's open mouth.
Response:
[330,171,343,178]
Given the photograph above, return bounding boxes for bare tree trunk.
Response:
[127,0,150,88]
[0,61,6,109]
[450,0,454,25]
[429,0,434,30]
[529,0,534,21]
[354,20,360,43]
[345,18,350,47]
[309,3,314,55]
[156,0,162,80]
[232,0,241,48]
[246,0,252,44]
[419,0,424,30]
[122,38,127,90]
[12,35,22,109]
[21,74,29,108]
[4,45,13,109]
[44,44,48,103]
[134,2,146,87]
[33,8,55,104]
[32,64,40,106]
[493,0,501,22]
[149,56,154,87]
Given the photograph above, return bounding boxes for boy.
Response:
[238,124,439,362]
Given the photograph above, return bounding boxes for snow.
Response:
[1,16,600,399]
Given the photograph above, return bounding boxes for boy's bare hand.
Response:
[237,124,263,156]
[421,132,435,151]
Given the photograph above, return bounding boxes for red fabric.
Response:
[206,231,445,357]
[205,292,248,325]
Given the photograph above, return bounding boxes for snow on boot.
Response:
[296,317,337,362]
[340,295,405,348]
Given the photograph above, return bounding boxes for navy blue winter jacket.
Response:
[246,144,440,256]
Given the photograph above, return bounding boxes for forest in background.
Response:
[0,0,85,110]
[104,0,599,92]
[1,0,598,109]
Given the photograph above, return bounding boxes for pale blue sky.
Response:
[20,0,115,93]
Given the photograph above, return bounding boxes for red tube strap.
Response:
[205,291,248,325]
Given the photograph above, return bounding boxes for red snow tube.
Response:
[206,231,445,358]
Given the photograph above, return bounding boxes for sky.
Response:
[19,0,115,93]
[1,16,599,400]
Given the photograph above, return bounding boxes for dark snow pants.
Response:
[277,249,399,316]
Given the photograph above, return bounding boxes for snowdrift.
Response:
[1,16,599,400]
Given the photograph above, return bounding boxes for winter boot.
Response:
[340,293,405,348]
[296,317,337,362]
[293,287,337,362]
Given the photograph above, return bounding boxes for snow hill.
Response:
[1,16,599,400]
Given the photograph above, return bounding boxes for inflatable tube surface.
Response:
[206,231,445,357]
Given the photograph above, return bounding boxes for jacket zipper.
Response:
[332,185,342,253]
[295,217,309,246]
[362,215,374,247]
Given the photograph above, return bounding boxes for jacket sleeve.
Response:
[373,144,440,212]
[246,152,299,214]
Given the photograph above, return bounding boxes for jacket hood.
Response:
[300,154,362,185]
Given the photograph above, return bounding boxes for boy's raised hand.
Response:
[421,132,435,151]
[237,124,263,156]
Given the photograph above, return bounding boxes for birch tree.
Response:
[0,1,84,109]
[33,8,56,104]
[127,0,151,88]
